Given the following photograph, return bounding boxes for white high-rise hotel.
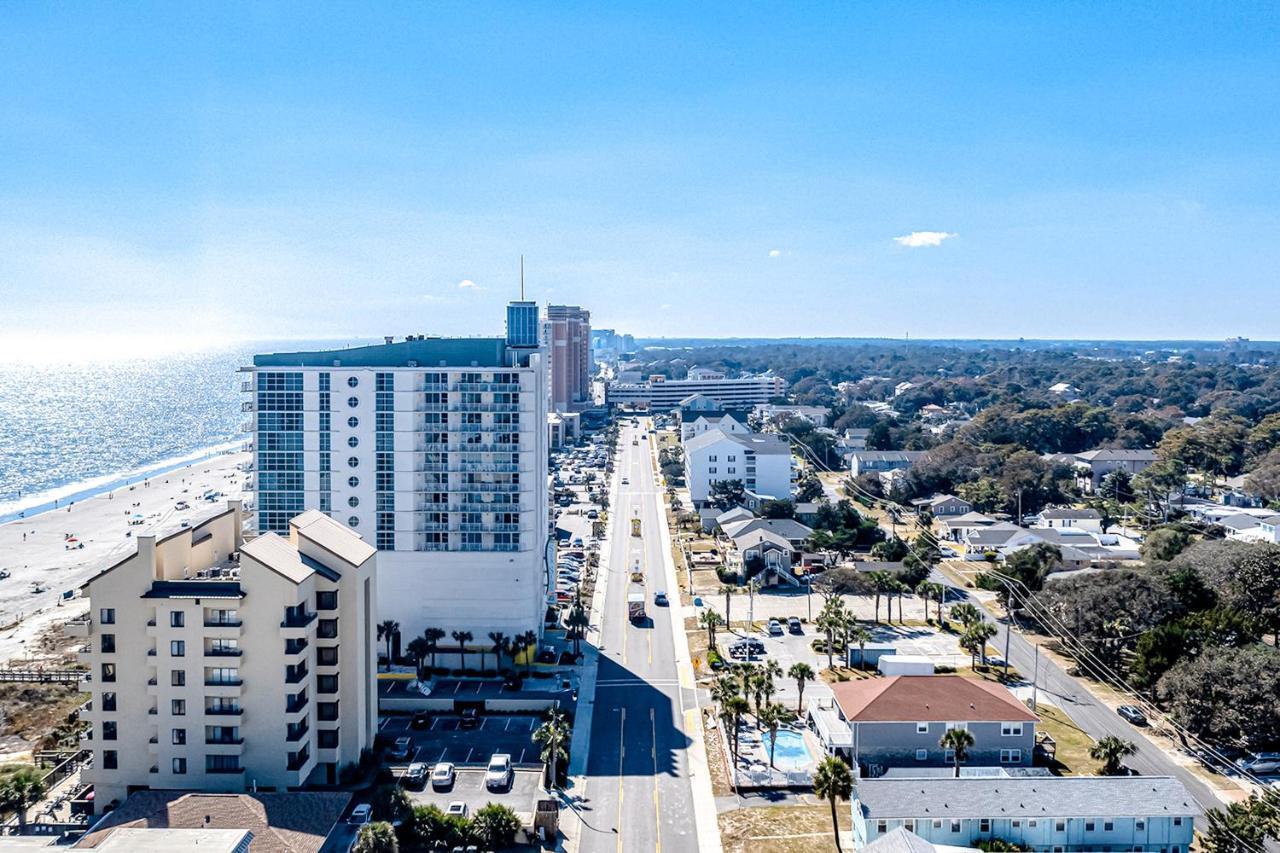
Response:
[243,302,550,644]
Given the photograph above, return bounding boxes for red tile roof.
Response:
[831,675,1038,723]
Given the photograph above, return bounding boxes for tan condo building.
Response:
[69,501,377,811]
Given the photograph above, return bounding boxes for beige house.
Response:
[70,502,378,812]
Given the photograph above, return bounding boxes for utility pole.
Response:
[807,575,813,622]
[1031,644,1040,713]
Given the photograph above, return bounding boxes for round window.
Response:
[347,396,359,408]
[348,476,359,488]
[347,435,359,448]
[347,376,359,388]
[347,416,359,428]
[347,516,359,528]
[348,496,360,508]
[347,456,359,468]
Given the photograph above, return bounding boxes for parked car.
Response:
[1116,705,1147,726]
[486,753,513,790]
[587,509,599,519]
[621,477,629,484]
[767,619,783,636]
[1236,753,1280,775]
[787,617,803,634]
[403,762,428,787]
[348,804,372,825]
[388,736,412,760]
[459,708,479,729]
[446,801,468,818]
[654,591,668,606]
[430,762,456,788]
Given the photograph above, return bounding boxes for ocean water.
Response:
[0,340,369,521]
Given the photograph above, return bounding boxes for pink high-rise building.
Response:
[544,304,592,411]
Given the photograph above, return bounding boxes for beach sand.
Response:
[0,452,248,665]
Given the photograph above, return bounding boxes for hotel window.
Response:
[348,516,359,528]
[347,435,359,448]
[1086,821,1095,831]
[347,376,359,388]
[1056,821,1066,831]
[1104,821,1114,831]
[348,456,359,468]
[348,476,359,488]
[1136,820,1145,830]
[172,699,186,715]
[347,396,359,408]
[172,728,186,745]
[1001,722,1022,736]
[318,729,340,749]
[101,663,116,683]
[171,670,185,687]
[1000,748,1021,763]
[348,496,360,508]
[170,640,185,657]
[170,611,185,628]
[317,591,338,611]
[102,750,118,770]
[915,748,927,761]
[318,646,339,666]
[100,634,115,653]
[1173,818,1183,827]
[916,722,928,733]
[979,819,991,832]
[102,692,117,712]
[950,821,960,832]
[102,721,117,741]
[99,608,115,625]
[727,467,736,474]
[172,757,187,775]
[709,467,717,474]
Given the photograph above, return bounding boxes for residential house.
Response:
[1047,382,1083,398]
[851,775,1196,851]
[936,512,999,542]
[720,517,814,550]
[850,451,927,479]
[810,675,1037,773]
[840,428,871,453]
[1222,511,1280,543]
[1035,507,1104,533]
[754,403,831,427]
[75,790,352,852]
[684,430,794,507]
[1058,449,1158,492]
[960,523,1045,560]
[910,494,972,518]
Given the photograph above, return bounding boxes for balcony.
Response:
[286,724,309,743]
[241,381,253,393]
[64,618,91,639]
[205,706,244,717]
[284,638,309,656]
[452,381,521,392]
[204,677,244,687]
[285,665,309,684]
[207,765,245,775]
[206,647,243,659]
[280,611,317,629]
[204,618,243,628]
[285,695,309,714]
[240,400,254,412]
[205,735,245,746]
[447,423,520,433]
[286,748,311,772]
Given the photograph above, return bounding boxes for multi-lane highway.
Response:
[577,418,706,853]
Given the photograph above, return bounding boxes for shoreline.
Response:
[0,440,245,525]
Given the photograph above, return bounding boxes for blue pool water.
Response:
[764,728,813,770]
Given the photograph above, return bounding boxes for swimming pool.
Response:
[763,728,814,771]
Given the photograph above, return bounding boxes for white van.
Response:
[347,803,372,825]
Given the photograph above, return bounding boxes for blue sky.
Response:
[2,2,1278,353]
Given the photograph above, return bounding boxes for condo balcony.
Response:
[451,381,521,392]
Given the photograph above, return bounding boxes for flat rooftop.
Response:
[253,337,524,369]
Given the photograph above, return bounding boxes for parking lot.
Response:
[381,712,545,767]
[401,767,545,818]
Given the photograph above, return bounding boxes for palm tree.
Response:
[533,710,571,789]
[746,578,761,628]
[718,584,737,629]
[518,630,538,675]
[422,627,446,673]
[405,636,430,680]
[0,766,47,834]
[847,624,871,670]
[723,696,751,762]
[940,727,976,777]
[353,821,399,853]
[916,580,943,623]
[451,630,473,672]
[566,607,589,657]
[866,571,892,623]
[812,756,853,853]
[1089,735,1138,776]
[759,703,788,768]
[950,602,982,629]
[710,673,739,709]
[699,608,724,651]
[961,622,998,667]
[892,579,909,624]
[817,598,846,669]
[489,631,509,672]
[760,659,782,714]
[788,662,814,714]
[377,619,400,670]
[748,668,772,719]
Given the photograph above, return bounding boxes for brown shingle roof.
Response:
[77,791,351,853]
[831,675,1038,723]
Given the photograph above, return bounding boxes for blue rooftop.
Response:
[253,337,526,368]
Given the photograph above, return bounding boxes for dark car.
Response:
[1117,705,1148,726]
[787,617,803,634]
[459,708,480,730]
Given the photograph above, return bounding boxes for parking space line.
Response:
[465,747,474,763]
[504,718,513,732]
[437,747,448,763]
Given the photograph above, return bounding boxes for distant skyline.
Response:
[2,2,1279,355]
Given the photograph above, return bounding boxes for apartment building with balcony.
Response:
[242,303,550,644]
[543,304,592,412]
[606,368,786,410]
[71,502,377,811]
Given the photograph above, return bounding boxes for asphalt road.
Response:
[931,566,1218,826]
[578,419,700,853]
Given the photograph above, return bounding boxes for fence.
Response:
[0,669,83,684]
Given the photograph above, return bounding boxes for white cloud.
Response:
[768,249,782,258]
[457,279,477,288]
[893,231,957,248]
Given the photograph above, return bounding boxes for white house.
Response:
[936,512,999,542]
[680,412,750,442]
[1035,507,1104,533]
[684,430,794,507]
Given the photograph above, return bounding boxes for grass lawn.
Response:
[1033,702,1098,776]
[719,804,850,853]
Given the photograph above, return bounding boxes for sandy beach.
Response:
[0,451,249,665]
